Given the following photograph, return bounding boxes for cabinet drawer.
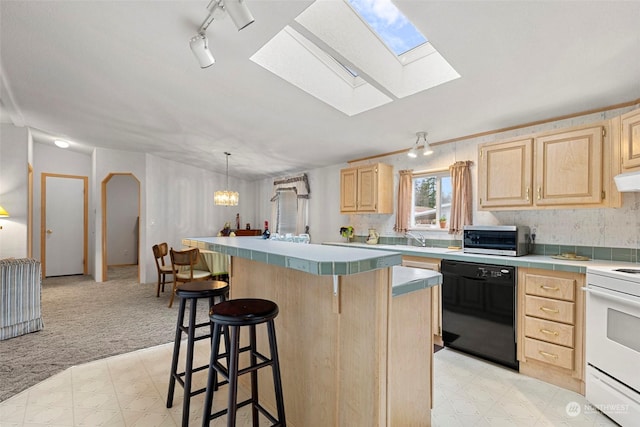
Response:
[525,274,575,301]
[525,295,574,324]
[524,316,574,347]
[524,337,574,370]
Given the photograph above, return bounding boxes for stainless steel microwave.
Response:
[463,225,530,257]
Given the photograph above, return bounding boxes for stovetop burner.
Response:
[614,268,640,274]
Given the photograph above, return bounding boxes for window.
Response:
[276,189,298,235]
[411,171,451,229]
[347,0,427,56]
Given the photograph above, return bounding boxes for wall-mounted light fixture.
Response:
[408,131,433,158]
[54,139,70,148]
[190,0,255,68]
[214,152,239,206]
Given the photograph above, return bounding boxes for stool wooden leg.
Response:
[250,325,259,426]
[180,298,198,427]
[268,320,286,426]
[227,326,241,427]
[167,298,187,408]
[203,322,223,427]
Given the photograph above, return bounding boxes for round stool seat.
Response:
[211,298,278,326]
[175,280,229,298]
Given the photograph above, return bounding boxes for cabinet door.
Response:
[340,167,358,213]
[356,164,378,212]
[621,108,640,171]
[535,126,603,206]
[478,139,533,208]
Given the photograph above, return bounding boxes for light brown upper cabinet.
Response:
[620,108,640,172]
[340,163,393,214]
[479,122,620,210]
[535,126,603,206]
[478,138,534,208]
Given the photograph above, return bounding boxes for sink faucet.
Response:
[405,231,427,247]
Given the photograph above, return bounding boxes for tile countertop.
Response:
[322,242,639,274]
[183,236,402,276]
[392,265,441,297]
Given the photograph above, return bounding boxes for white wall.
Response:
[144,153,258,284]
[32,142,93,271]
[106,175,139,265]
[0,124,29,258]
[257,105,640,250]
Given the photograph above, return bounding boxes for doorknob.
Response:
[46,229,53,234]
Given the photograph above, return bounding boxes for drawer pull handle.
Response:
[539,350,558,359]
[540,306,559,314]
[540,285,559,291]
[540,328,559,336]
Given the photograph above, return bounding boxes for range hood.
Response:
[614,170,640,192]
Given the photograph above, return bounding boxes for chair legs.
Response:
[168,280,178,308]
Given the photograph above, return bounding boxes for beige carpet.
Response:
[0,266,211,402]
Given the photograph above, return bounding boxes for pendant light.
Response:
[214,152,239,206]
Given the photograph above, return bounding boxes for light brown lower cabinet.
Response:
[517,268,586,394]
[402,256,442,347]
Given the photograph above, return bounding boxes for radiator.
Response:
[0,258,44,340]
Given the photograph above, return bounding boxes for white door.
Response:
[44,176,85,276]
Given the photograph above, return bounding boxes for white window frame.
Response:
[410,170,451,231]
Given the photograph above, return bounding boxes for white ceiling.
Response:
[1,1,639,181]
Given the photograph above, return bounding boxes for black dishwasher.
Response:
[441,260,518,370]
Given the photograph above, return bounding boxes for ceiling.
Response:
[1,1,639,181]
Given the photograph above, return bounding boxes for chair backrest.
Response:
[170,247,200,279]
[152,242,169,268]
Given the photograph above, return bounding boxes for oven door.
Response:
[585,284,640,393]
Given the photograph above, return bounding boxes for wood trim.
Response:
[28,163,33,258]
[40,173,89,278]
[347,98,640,164]
[101,173,141,282]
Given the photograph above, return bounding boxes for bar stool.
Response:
[167,280,230,427]
[202,298,286,427]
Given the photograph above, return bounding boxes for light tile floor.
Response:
[432,348,618,427]
[0,343,618,426]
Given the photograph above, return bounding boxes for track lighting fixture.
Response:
[408,131,433,158]
[190,33,215,68]
[190,0,255,67]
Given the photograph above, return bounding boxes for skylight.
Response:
[347,0,427,56]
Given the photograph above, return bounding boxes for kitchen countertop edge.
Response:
[322,242,639,273]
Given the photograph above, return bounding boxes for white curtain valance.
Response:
[270,174,310,201]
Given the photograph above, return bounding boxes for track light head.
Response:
[221,0,255,31]
[189,33,215,68]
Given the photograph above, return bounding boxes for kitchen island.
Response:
[183,237,441,427]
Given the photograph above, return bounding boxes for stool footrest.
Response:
[208,397,280,426]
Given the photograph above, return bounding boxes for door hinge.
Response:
[480,149,483,158]
[479,197,483,205]
[602,190,606,200]
[602,127,606,137]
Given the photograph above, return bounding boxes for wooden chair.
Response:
[153,243,173,298]
[168,247,212,308]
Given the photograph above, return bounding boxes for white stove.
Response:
[585,264,640,425]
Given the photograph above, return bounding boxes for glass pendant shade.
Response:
[215,152,239,206]
[214,190,239,206]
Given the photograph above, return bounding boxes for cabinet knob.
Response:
[539,328,559,336]
[540,306,560,314]
[540,285,559,291]
[46,229,53,234]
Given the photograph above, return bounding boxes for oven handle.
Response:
[582,286,640,308]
